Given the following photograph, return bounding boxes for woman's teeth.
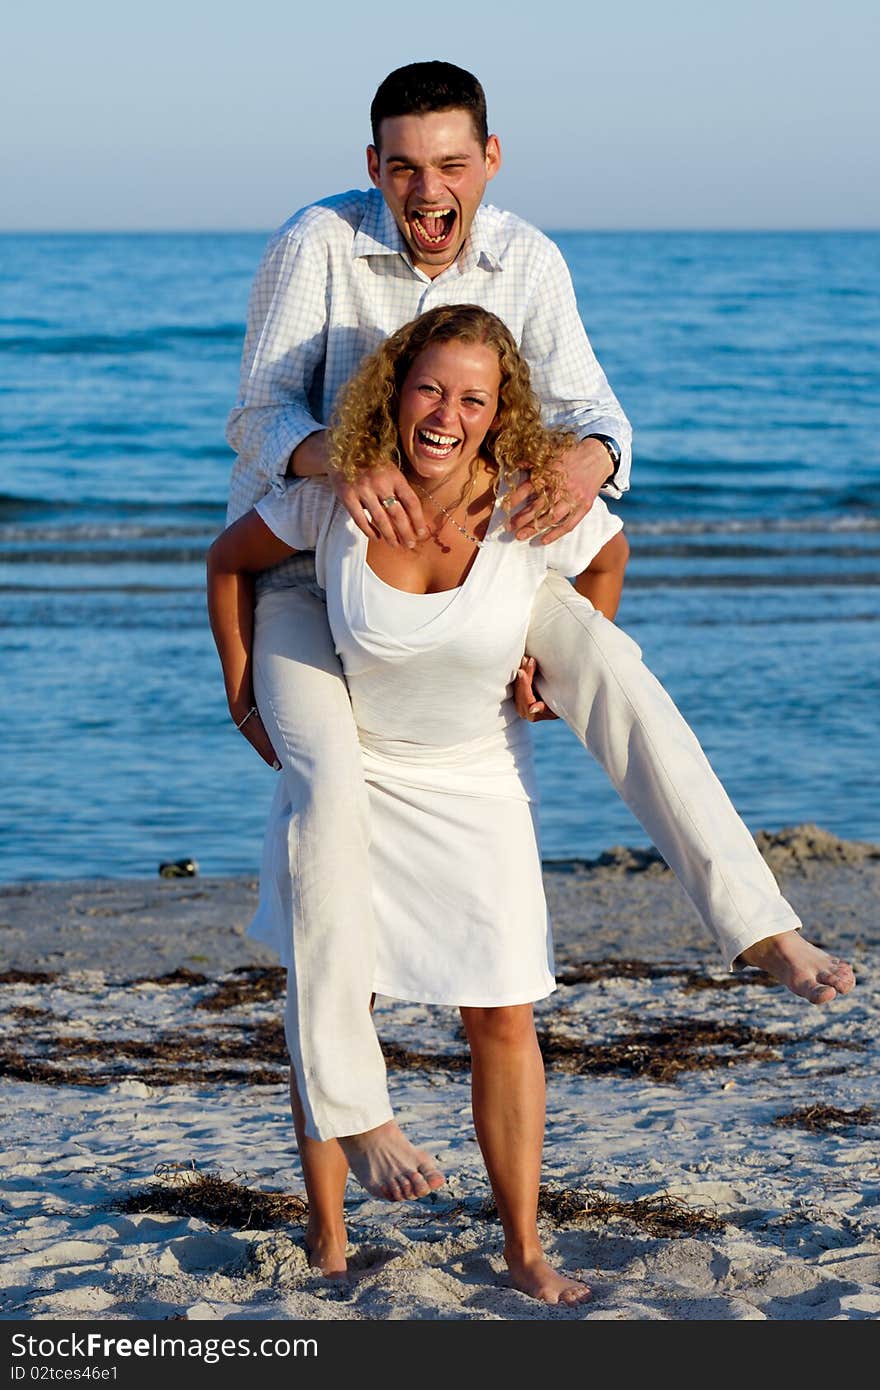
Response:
[418,429,460,456]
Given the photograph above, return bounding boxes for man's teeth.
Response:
[413,208,454,243]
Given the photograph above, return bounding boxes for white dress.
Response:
[250,478,623,1007]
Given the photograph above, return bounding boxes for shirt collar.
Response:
[351,189,410,260]
[352,191,503,276]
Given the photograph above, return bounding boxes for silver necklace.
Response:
[412,476,487,549]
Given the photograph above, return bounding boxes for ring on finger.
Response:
[380,496,398,510]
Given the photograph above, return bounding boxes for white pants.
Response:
[253,574,801,1141]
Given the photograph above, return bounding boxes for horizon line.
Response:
[1,225,879,236]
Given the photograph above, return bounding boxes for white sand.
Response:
[1,829,878,1321]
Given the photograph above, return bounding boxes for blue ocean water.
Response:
[1,230,878,882]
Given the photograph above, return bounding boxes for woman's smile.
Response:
[398,339,501,496]
[415,427,461,459]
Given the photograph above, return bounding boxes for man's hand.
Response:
[329,463,429,550]
[514,656,559,723]
[506,437,614,543]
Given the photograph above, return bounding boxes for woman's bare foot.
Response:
[338,1120,445,1201]
[739,931,855,1004]
[304,1220,348,1278]
[505,1248,592,1306]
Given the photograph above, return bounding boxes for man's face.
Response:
[367,110,501,279]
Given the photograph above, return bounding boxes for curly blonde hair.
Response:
[328,305,573,506]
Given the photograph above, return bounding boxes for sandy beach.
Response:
[1,824,878,1322]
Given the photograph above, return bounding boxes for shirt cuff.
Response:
[262,412,325,493]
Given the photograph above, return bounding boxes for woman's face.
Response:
[397,339,501,487]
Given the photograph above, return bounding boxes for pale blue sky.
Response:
[4,0,878,230]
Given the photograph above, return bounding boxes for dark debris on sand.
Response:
[0,1019,289,1088]
[0,1011,827,1088]
[773,1104,876,1132]
[0,969,59,986]
[546,824,880,878]
[195,967,287,1013]
[0,965,858,1090]
[380,1041,470,1073]
[0,1052,288,1088]
[127,967,210,987]
[557,958,779,991]
[537,1185,726,1236]
[384,1016,797,1084]
[116,1172,307,1230]
[535,1016,793,1083]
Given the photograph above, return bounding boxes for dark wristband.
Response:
[587,434,621,484]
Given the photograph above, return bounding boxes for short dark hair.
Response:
[370,61,489,151]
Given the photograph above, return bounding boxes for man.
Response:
[224,62,854,1253]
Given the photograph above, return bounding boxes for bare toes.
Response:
[823,966,855,992]
[807,983,837,1004]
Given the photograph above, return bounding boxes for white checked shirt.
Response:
[226,187,631,589]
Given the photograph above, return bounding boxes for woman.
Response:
[208,304,855,1303]
[209,303,630,1304]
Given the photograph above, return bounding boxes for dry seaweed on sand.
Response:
[556,957,778,991]
[0,1051,288,1088]
[126,967,210,987]
[383,1016,789,1084]
[49,1018,288,1065]
[0,1020,289,1087]
[535,1016,790,1083]
[195,967,287,1012]
[533,1185,726,1236]
[380,1041,470,1073]
[773,1104,876,1132]
[545,845,669,874]
[681,970,778,993]
[754,824,880,872]
[557,959,688,985]
[115,1170,307,1230]
[0,969,59,986]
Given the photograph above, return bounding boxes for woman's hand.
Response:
[329,463,429,549]
[233,707,282,770]
[514,656,559,723]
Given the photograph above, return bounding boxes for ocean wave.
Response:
[633,542,880,560]
[627,515,880,535]
[0,323,243,356]
[0,582,201,595]
[0,494,223,523]
[5,538,879,568]
[4,571,879,594]
[0,546,209,565]
[0,520,216,544]
[625,572,880,589]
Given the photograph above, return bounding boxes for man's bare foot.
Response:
[339,1120,445,1201]
[505,1249,591,1306]
[304,1220,348,1278]
[739,931,855,1004]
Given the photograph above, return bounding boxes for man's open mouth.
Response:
[417,429,461,457]
[409,207,457,249]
